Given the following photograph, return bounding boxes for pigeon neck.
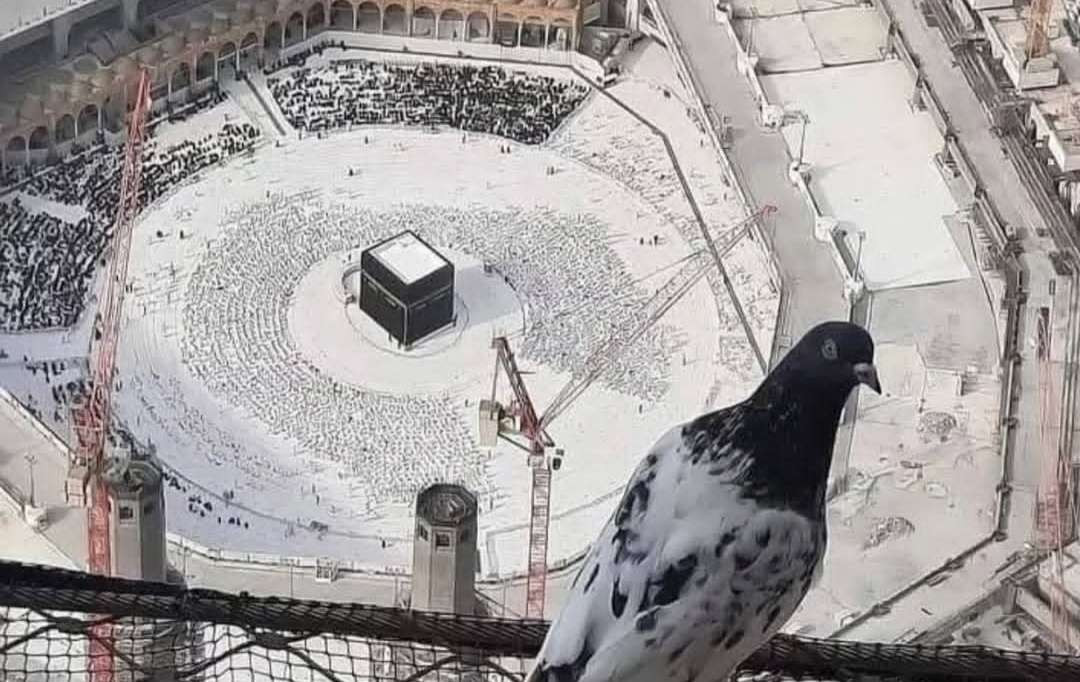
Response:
[751,367,852,426]
[743,370,851,517]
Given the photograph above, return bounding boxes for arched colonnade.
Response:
[2,0,580,168]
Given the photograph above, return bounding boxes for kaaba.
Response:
[359,231,455,346]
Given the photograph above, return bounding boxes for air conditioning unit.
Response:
[315,557,340,583]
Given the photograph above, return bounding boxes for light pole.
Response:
[24,453,37,507]
[854,230,867,283]
[796,112,810,167]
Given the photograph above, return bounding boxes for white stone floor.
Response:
[766,60,971,291]
[805,8,890,65]
[729,0,864,16]
[115,124,744,574]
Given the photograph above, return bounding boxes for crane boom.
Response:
[70,68,152,682]
[542,205,776,429]
[492,337,544,443]
[493,206,776,619]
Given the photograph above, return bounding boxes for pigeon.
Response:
[529,321,879,682]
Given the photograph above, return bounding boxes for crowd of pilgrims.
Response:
[0,60,588,334]
[0,90,260,332]
[0,57,692,533]
[269,59,590,145]
[174,194,676,513]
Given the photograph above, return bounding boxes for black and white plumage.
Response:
[530,321,880,682]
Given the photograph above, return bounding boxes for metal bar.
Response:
[395,654,459,682]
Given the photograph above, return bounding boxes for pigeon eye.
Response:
[821,339,838,361]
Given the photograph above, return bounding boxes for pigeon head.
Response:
[748,321,879,434]
[784,321,879,397]
[736,321,878,514]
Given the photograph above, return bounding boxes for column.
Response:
[52,15,73,60]
[435,15,440,39]
[516,22,522,47]
[489,6,496,43]
[544,24,550,49]
[625,0,640,31]
[122,0,140,29]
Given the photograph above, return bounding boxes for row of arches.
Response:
[262,3,572,47]
[4,0,577,162]
[174,31,263,93]
[4,103,102,161]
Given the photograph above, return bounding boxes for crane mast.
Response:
[1025,0,1053,61]
[1034,303,1075,650]
[491,337,553,618]
[69,68,152,682]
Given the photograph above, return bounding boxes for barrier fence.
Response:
[3,561,1080,681]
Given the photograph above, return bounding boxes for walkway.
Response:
[654,0,848,354]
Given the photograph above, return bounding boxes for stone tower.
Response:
[411,484,478,614]
[106,457,167,582]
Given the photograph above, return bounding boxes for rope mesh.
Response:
[2,561,1079,681]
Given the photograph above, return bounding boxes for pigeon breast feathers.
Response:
[531,419,819,682]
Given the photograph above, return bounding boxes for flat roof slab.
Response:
[805,8,889,65]
[871,216,1001,372]
[729,0,800,18]
[0,0,99,39]
[798,0,861,11]
[371,231,446,284]
[736,16,823,73]
[764,61,969,291]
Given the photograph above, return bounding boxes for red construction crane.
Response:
[488,206,776,618]
[69,68,152,682]
[1025,0,1053,61]
[1035,299,1078,651]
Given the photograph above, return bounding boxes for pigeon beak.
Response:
[854,362,881,394]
